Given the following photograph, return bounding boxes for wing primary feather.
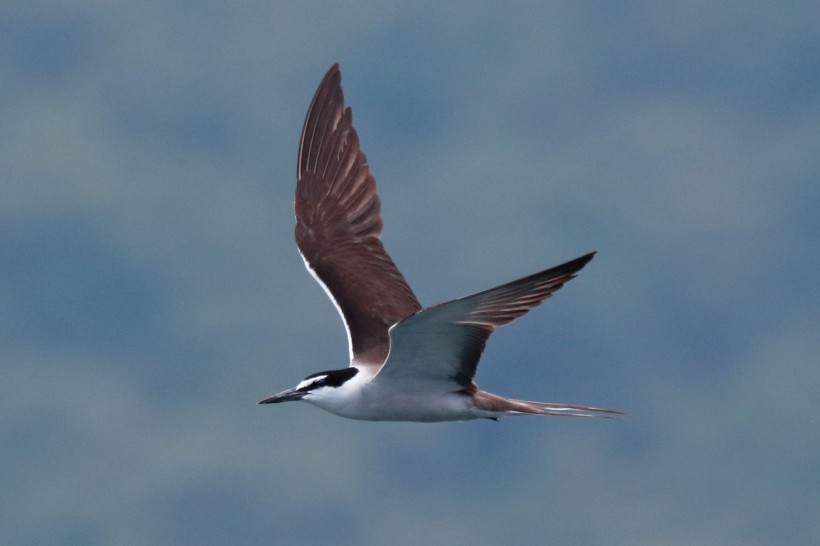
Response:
[295,64,422,367]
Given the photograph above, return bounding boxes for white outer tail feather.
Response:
[513,400,623,418]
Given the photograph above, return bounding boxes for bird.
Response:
[259,64,621,422]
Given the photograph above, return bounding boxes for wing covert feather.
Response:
[374,252,596,389]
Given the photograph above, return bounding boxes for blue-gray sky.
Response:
[3,2,819,545]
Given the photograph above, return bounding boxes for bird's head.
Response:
[258,367,359,405]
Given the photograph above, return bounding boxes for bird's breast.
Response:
[310,383,478,422]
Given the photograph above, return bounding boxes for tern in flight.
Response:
[260,64,621,422]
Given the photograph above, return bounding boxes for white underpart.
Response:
[300,251,354,363]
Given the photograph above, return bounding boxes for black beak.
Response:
[258,388,305,404]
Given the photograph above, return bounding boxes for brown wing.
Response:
[295,64,422,367]
[461,251,596,329]
[373,252,596,391]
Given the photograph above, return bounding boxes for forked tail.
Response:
[474,390,623,418]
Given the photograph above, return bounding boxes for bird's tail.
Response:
[473,390,623,418]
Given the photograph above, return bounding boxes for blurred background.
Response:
[2,1,819,544]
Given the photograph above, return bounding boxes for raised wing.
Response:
[372,252,596,390]
[295,64,422,368]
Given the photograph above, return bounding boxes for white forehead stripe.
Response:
[296,376,326,390]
